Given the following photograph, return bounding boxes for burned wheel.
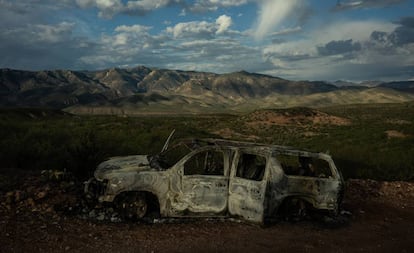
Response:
[118,192,148,220]
[278,198,309,221]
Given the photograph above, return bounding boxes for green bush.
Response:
[0,104,413,181]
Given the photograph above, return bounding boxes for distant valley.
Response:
[1,66,414,114]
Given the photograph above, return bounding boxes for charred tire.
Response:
[277,197,310,221]
[116,192,148,220]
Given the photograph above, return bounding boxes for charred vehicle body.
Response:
[85,134,344,223]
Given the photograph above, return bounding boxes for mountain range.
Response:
[1,66,414,114]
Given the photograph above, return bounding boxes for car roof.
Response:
[193,138,329,157]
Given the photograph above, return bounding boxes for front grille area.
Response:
[85,178,108,199]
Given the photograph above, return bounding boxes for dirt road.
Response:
[1,174,413,253]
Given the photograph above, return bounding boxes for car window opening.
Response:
[184,150,224,176]
[236,153,266,181]
[277,154,332,178]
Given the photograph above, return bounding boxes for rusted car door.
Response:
[276,154,343,211]
[285,176,341,210]
[179,147,229,215]
[228,150,268,223]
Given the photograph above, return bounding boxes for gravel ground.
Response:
[1,171,413,253]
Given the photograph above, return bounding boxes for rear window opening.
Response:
[276,155,332,178]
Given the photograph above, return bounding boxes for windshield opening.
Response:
[148,141,197,170]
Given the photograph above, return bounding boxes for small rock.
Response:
[65,246,70,251]
[15,190,27,202]
[96,213,105,221]
[110,214,121,223]
[26,198,35,207]
[26,186,35,195]
[5,192,14,204]
[36,191,47,200]
[88,210,96,218]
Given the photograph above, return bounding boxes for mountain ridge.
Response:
[1,66,413,114]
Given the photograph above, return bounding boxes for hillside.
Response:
[1,67,414,114]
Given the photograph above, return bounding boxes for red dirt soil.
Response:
[1,175,413,253]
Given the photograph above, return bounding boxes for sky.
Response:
[0,0,413,82]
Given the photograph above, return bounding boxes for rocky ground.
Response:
[1,169,413,253]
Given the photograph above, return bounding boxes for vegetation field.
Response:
[0,102,413,182]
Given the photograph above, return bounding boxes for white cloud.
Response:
[261,19,414,80]
[126,0,175,11]
[208,0,248,6]
[115,24,152,34]
[33,22,75,43]
[312,20,397,43]
[263,20,397,60]
[1,0,412,81]
[76,0,123,18]
[108,24,157,48]
[1,22,76,45]
[166,15,233,38]
[77,23,170,68]
[76,0,248,16]
[0,20,95,70]
[253,0,308,40]
[216,15,232,34]
[76,0,181,18]
[271,26,302,36]
[166,21,215,38]
[190,0,248,12]
[169,38,269,73]
[334,0,406,11]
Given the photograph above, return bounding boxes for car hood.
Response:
[94,155,152,179]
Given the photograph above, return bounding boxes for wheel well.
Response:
[144,191,160,214]
[276,196,314,216]
[114,191,160,215]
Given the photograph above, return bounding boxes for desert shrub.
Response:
[0,105,413,181]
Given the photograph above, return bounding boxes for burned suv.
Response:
[85,134,344,223]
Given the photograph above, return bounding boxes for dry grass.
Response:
[213,128,260,141]
[385,130,409,139]
[242,108,351,129]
